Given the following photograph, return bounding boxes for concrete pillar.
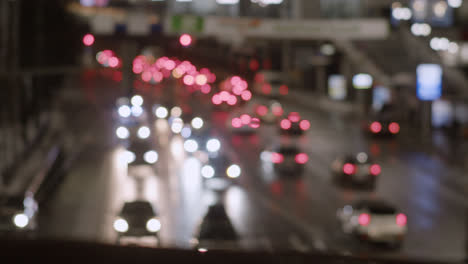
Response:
[421,101,433,137]
[120,41,138,97]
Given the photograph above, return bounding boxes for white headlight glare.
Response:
[131,95,143,107]
[171,106,182,118]
[201,165,215,179]
[137,126,151,139]
[206,138,221,153]
[155,106,168,119]
[144,150,159,164]
[181,126,192,138]
[131,105,143,117]
[13,213,29,228]
[118,105,131,118]
[226,164,241,178]
[146,218,161,232]
[115,126,129,139]
[171,118,184,134]
[184,139,198,153]
[113,218,129,233]
[124,151,136,164]
[191,117,204,129]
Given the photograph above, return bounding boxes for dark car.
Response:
[192,203,239,250]
[331,153,381,188]
[365,104,401,137]
[200,153,241,188]
[270,145,309,175]
[279,112,310,136]
[113,201,161,243]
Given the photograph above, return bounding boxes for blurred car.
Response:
[279,112,310,136]
[227,114,260,134]
[191,203,239,251]
[0,194,38,235]
[365,104,400,137]
[115,96,149,126]
[253,71,289,98]
[124,138,159,166]
[337,199,407,246]
[200,153,241,187]
[269,145,308,175]
[255,101,284,124]
[113,200,161,244]
[331,153,381,188]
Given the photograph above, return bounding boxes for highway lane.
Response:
[225,95,466,261]
[37,71,465,262]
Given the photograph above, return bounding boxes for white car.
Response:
[337,199,407,246]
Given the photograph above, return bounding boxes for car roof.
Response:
[352,199,396,214]
[121,201,156,216]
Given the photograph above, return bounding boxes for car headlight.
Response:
[226,164,241,178]
[113,218,129,233]
[144,150,159,164]
[137,126,151,139]
[124,150,136,164]
[13,213,29,228]
[206,138,221,153]
[184,139,198,153]
[131,105,143,117]
[155,106,168,119]
[191,117,204,130]
[118,105,131,118]
[201,165,215,179]
[146,218,161,232]
[115,126,129,139]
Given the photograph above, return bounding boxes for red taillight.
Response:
[295,153,309,164]
[271,153,284,164]
[250,118,260,129]
[370,122,382,133]
[262,84,272,94]
[255,73,265,83]
[240,114,251,125]
[343,163,356,175]
[299,120,310,131]
[389,122,400,134]
[288,112,300,122]
[280,119,291,129]
[232,118,242,128]
[396,213,407,226]
[358,213,371,226]
[369,164,381,176]
[212,94,222,105]
[272,106,283,116]
[256,105,268,116]
[279,85,289,95]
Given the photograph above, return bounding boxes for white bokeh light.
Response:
[146,218,161,232]
[201,165,215,178]
[155,106,168,119]
[206,138,221,152]
[184,139,199,153]
[131,95,144,107]
[191,117,204,129]
[118,105,131,118]
[137,126,151,139]
[226,164,241,178]
[113,218,129,232]
[13,214,29,228]
[115,126,129,139]
[144,150,159,164]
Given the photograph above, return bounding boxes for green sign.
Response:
[169,15,204,34]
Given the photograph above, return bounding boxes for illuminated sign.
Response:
[416,64,442,101]
[352,73,373,89]
[328,74,347,100]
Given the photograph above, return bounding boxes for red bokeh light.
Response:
[250,118,260,128]
[272,106,283,116]
[249,59,259,71]
[227,95,237,105]
[255,73,265,83]
[280,119,291,130]
[262,83,272,94]
[343,163,356,175]
[240,114,251,125]
[370,122,382,133]
[288,112,301,123]
[389,122,400,134]
[232,118,242,128]
[369,164,381,176]
[201,84,211,94]
[212,94,222,105]
[141,71,152,82]
[164,60,176,70]
[241,90,252,101]
[358,213,371,226]
[153,71,163,82]
[396,213,407,226]
[256,105,268,116]
[83,34,95,46]
[279,85,289,95]
[295,153,309,164]
[271,153,284,164]
[179,34,192,47]
[108,57,119,68]
[183,75,195,85]
[299,120,310,131]
[231,76,242,86]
